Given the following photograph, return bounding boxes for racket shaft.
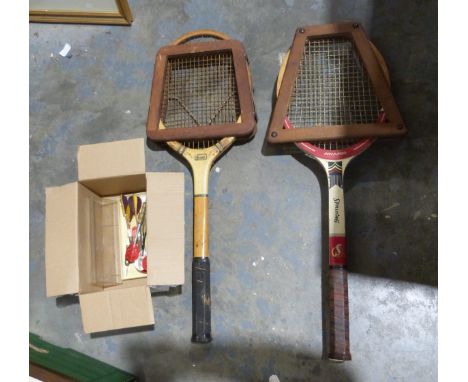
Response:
[327,165,351,360]
[192,195,212,343]
[194,196,209,258]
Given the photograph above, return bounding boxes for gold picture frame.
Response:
[29,0,133,26]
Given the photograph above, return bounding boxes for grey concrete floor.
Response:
[29,1,437,381]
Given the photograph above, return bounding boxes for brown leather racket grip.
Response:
[328,266,351,361]
[191,257,212,343]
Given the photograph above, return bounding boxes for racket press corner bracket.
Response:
[266,22,407,144]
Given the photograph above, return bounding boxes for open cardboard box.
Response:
[45,138,184,333]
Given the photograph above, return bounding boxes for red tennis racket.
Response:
[276,38,390,361]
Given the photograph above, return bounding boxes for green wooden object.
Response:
[29,333,137,382]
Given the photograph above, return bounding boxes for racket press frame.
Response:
[267,22,407,144]
[146,37,256,142]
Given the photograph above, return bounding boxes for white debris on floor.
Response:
[59,43,71,57]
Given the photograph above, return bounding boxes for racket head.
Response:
[147,29,256,142]
[268,23,405,146]
[276,37,391,161]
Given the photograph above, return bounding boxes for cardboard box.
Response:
[45,138,184,333]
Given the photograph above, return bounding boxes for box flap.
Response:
[77,138,145,181]
[77,184,107,294]
[80,174,146,197]
[146,172,185,286]
[45,183,79,296]
[79,285,154,333]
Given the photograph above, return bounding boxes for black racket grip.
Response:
[191,257,212,344]
[328,267,351,361]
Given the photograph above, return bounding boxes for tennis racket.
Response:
[158,30,251,343]
[276,38,390,360]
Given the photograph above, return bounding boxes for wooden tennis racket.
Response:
[155,30,253,343]
[276,38,390,361]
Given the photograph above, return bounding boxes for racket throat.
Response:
[191,160,213,197]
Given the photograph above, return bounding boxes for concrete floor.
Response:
[29,1,437,381]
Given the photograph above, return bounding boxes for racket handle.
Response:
[191,257,212,344]
[328,267,351,361]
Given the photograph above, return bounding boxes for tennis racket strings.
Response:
[287,38,383,150]
[161,52,240,149]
